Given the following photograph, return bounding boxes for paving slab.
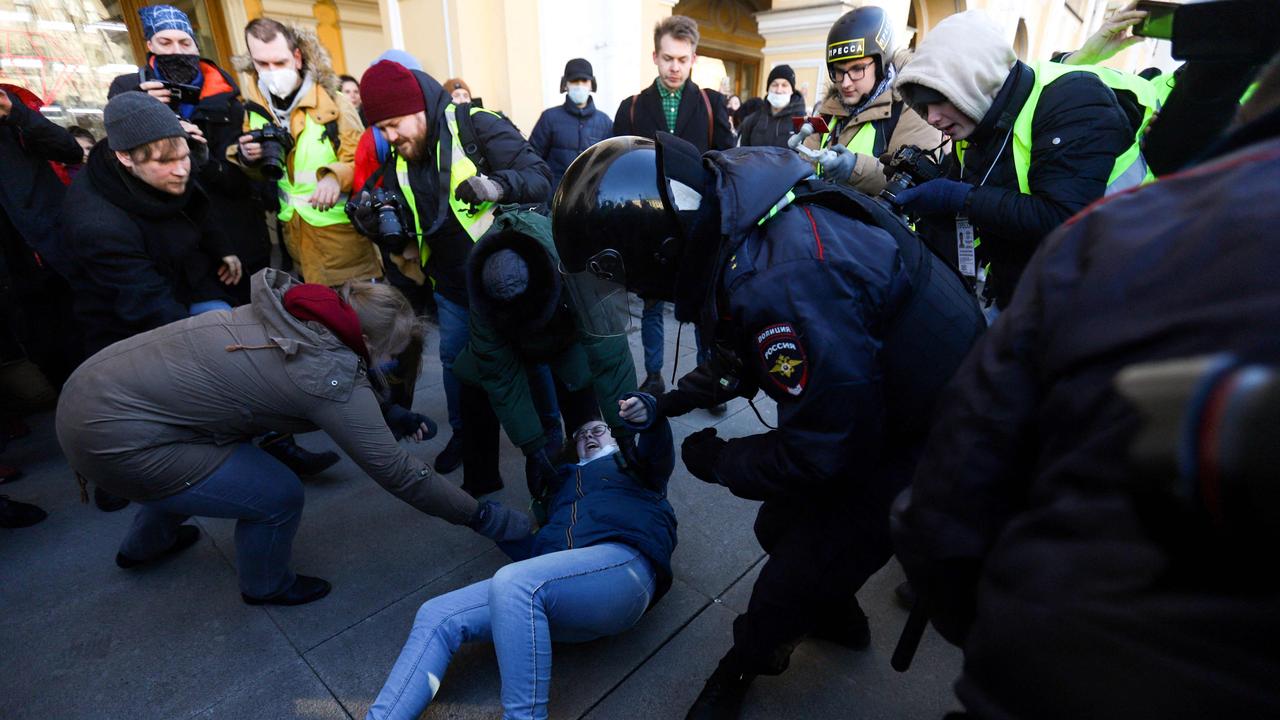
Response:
[0,502,301,720]
[188,658,350,720]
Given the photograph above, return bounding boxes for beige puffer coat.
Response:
[55,269,477,525]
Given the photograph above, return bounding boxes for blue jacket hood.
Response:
[702,146,813,238]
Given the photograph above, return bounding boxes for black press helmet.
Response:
[551,134,706,335]
[825,7,895,85]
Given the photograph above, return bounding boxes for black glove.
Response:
[524,448,559,501]
[455,175,504,206]
[468,500,533,542]
[385,406,437,441]
[681,427,727,485]
[346,190,378,238]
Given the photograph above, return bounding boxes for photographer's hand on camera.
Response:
[237,133,264,164]
[894,178,972,217]
[137,80,173,105]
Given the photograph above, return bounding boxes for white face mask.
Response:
[766,91,791,110]
[566,84,591,105]
[261,67,300,98]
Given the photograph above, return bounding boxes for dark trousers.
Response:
[730,456,912,675]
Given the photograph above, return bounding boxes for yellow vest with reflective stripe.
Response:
[816,121,876,177]
[1010,61,1158,195]
[247,110,349,226]
[391,153,430,268]
[440,103,498,241]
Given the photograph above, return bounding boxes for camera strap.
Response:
[955,122,1013,283]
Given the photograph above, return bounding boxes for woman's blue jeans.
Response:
[367,543,656,720]
[117,443,304,598]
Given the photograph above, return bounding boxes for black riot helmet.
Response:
[552,134,707,336]
[825,7,895,85]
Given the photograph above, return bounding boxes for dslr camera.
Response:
[244,126,295,181]
[345,188,413,254]
[880,145,945,207]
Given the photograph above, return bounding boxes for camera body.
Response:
[245,125,295,181]
[345,187,413,254]
[162,81,202,112]
[880,145,945,206]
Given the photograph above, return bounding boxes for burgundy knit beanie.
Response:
[360,60,426,125]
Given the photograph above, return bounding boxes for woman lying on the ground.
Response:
[367,392,677,720]
[55,269,531,606]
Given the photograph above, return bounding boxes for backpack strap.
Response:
[453,102,492,176]
[699,88,714,148]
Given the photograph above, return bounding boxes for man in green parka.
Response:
[453,211,638,504]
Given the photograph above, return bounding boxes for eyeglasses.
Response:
[828,61,874,84]
[573,424,610,442]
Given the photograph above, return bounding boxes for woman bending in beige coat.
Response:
[56,269,531,606]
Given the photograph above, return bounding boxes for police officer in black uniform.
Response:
[551,134,985,719]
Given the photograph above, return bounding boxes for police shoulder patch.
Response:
[756,323,808,398]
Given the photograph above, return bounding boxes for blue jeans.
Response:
[435,292,469,433]
[367,543,656,720]
[641,299,665,374]
[118,443,303,598]
[189,299,233,315]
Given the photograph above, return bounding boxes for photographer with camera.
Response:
[800,7,941,194]
[109,5,269,306]
[553,134,984,719]
[893,10,1134,312]
[892,44,1280,719]
[231,18,380,287]
[356,60,551,489]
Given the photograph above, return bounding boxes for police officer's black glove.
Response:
[385,405,438,441]
[681,428,727,485]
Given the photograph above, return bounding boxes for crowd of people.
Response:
[2,2,1278,719]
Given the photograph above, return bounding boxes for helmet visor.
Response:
[563,249,632,337]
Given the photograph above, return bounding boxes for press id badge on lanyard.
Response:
[955,214,976,279]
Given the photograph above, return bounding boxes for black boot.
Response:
[94,486,130,512]
[260,434,339,478]
[894,580,917,610]
[0,495,47,528]
[640,371,665,396]
[242,575,331,606]
[116,525,200,569]
[685,650,756,720]
[434,433,464,474]
[809,596,871,650]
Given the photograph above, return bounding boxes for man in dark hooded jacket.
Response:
[452,211,638,513]
[0,84,84,390]
[359,60,552,493]
[109,4,270,304]
[552,134,985,719]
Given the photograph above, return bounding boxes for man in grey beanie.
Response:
[61,91,240,355]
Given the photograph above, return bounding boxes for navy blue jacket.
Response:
[529,97,612,199]
[894,117,1280,720]
[502,392,678,605]
[670,148,983,503]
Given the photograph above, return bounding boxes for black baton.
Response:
[891,600,929,672]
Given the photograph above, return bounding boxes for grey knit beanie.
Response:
[104,92,187,152]
[482,249,530,301]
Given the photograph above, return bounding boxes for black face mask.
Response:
[154,53,201,85]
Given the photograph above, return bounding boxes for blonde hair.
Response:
[339,281,421,360]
